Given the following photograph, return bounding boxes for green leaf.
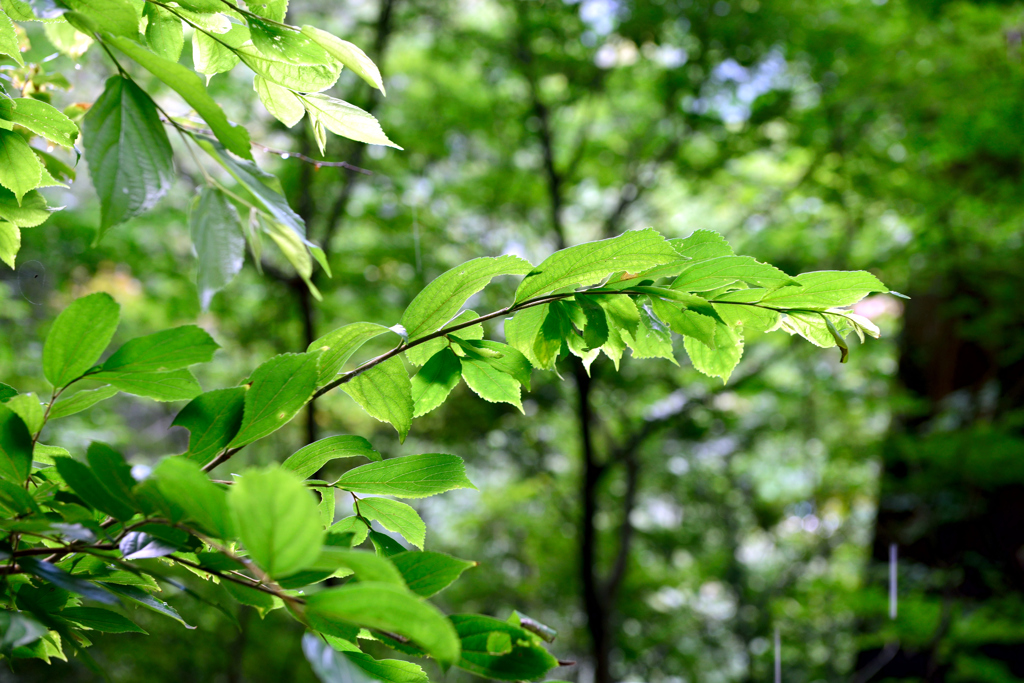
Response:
[759,271,889,309]
[191,29,239,77]
[369,529,405,557]
[235,42,341,93]
[405,310,483,366]
[48,385,118,420]
[190,186,245,309]
[307,322,390,384]
[64,0,140,37]
[227,352,320,448]
[248,15,330,66]
[329,516,370,546]
[56,607,146,634]
[0,383,15,402]
[85,442,137,512]
[229,467,324,578]
[195,136,303,237]
[341,357,413,442]
[671,255,797,292]
[449,615,559,681]
[621,308,677,364]
[344,652,429,683]
[504,304,560,371]
[4,393,43,434]
[43,18,92,58]
[172,387,245,465]
[336,453,475,499]
[0,478,39,515]
[42,292,120,388]
[244,0,286,21]
[303,634,379,683]
[143,3,183,61]
[54,455,135,520]
[390,551,475,598]
[0,188,56,228]
[0,220,18,268]
[514,228,678,304]
[0,612,46,653]
[301,26,385,94]
[254,75,304,128]
[649,297,716,349]
[153,457,233,538]
[305,583,461,668]
[670,229,734,260]
[315,486,335,528]
[464,340,533,389]
[99,583,194,628]
[107,35,252,159]
[82,76,173,233]
[298,93,399,150]
[712,295,781,334]
[282,435,381,480]
[684,322,743,383]
[410,348,462,417]
[460,356,522,412]
[19,558,117,605]
[98,325,219,374]
[0,129,43,203]
[0,98,78,148]
[90,368,202,402]
[401,255,532,341]
[0,8,24,65]
[308,547,405,585]
[357,498,425,550]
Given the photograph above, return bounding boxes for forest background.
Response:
[1,0,1023,680]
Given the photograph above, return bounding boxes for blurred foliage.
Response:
[2,0,1023,680]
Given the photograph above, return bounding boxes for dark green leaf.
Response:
[82,76,173,233]
[0,406,32,484]
[368,530,406,558]
[449,614,559,681]
[172,387,245,466]
[57,606,146,634]
[99,583,194,628]
[107,35,252,159]
[19,557,117,604]
[0,611,46,652]
[86,442,137,512]
[54,456,135,521]
[153,457,233,539]
[190,187,245,309]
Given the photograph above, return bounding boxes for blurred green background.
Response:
[3,0,1024,680]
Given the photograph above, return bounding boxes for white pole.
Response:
[774,626,781,683]
[889,543,898,620]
